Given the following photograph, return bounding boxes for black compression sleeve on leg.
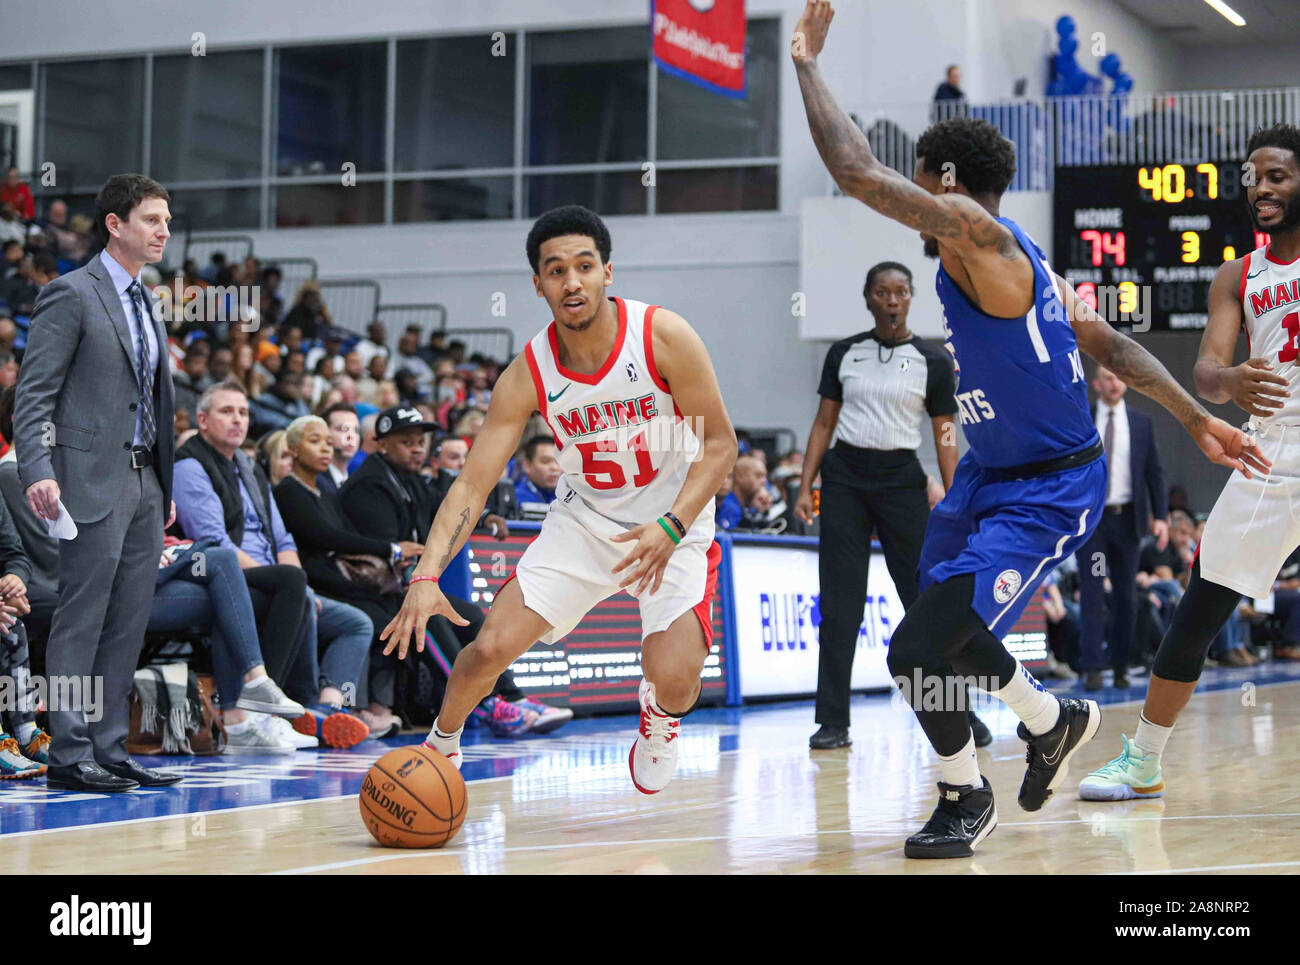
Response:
[1150,558,1243,683]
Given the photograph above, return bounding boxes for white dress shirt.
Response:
[99,249,160,447]
[1096,398,1132,505]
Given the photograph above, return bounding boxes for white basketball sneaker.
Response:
[629,679,681,794]
[424,721,464,770]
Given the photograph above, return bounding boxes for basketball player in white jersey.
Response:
[1080,124,1300,800]
[380,206,737,793]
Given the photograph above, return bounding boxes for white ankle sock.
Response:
[938,736,981,788]
[1133,714,1172,758]
[426,721,463,751]
[991,662,1060,736]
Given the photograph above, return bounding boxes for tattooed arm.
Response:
[791,1,1013,257]
[1059,274,1270,478]
[379,357,533,658]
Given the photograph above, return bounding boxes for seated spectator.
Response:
[1264,547,1300,661]
[257,428,293,485]
[342,350,366,383]
[2,252,58,317]
[251,370,311,434]
[340,406,560,736]
[349,412,379,474]
[282,281,331,340]
[357,353,389,404]
[1,239,23,282]
[318,402,359,494]
[259,266,284,325]
[417,328,447,368]
[429,435,513,525]
[1040,569,1079,680]
[305,329,346,374]
[209,345,234,383]
[355,320,389,369]
[514,435,560,520]
[1,168,34,222]
[715,468,740,531]
[389,326,435,399]
[727,454,785,531]
[0,205,24,247]
[173,341,212,422]
[173,379,377,746]
[393,368,423,406]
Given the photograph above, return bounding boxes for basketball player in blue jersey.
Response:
[792,0,1269,858]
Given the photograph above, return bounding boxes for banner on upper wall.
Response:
[652,0,747,99]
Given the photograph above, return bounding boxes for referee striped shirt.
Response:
[818,331,957,451]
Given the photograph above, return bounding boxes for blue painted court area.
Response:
[2,661,1296,838]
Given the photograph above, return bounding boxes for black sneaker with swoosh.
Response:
[1016,696,1100,811]
[904,777,997,858]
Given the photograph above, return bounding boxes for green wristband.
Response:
[657,516,682,545]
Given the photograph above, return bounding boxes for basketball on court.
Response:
[359,745,466,849]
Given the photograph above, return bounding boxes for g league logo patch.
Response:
[899,358,911,372]
[626,361,639,382]
[993,569,1022,605]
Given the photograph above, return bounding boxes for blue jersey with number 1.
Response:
[935,217,1099,469]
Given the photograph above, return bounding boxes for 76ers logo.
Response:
[993,569,1022,605]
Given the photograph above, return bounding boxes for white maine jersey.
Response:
[524,297,713,537]
[1242,245,1300,425]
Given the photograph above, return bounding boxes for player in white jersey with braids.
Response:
[381,206,737,794]
[1080,123,1300,801]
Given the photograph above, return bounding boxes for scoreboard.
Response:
[1052,164,1267,331]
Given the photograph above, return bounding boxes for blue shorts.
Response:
[919,452,1107,636]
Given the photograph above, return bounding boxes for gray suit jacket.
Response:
[13,256,175,524]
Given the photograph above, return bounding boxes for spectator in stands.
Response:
[0,206,23,247]
[355,320,389,369]
[453,408,487,443]
[0,169,33,222]
[418,329,447,368]
[358,353,388,404]
[1,239,22,283]
[251,370,311,433]
[933,65,965,104]
[393,368,423,406]
[318,402,360,495]
[172,341,211,422]
[200,252,225,284]
[715,467,739,530]
[282,280,331,340]
[343,350,365,382]
[350,412,379,474]
[43,200,77,261]
[339,406,559,736]
[3,252,58,317]
[1040,569,1080,680]
[173,380,375,746]
[209,345,234,383]
[257,429,293,486]
[0,353,16,390]
[305,329,345,373]
[513,435,560,521]
[725,454,783,531]
[376,380,400,410]
[1264,548,1300,661]
[390,326,435,399]
[259,266,283,325]
[445,339,468,368]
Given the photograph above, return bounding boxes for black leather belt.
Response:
[1104,502,1132,515]
[129,446,153,470]
[986,439,1105,481]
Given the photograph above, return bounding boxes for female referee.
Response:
[795,261,990,750]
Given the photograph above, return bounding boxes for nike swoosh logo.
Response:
[1247,268,1267,279]
[547,384,571,402]
[851,356,871,363]
[1042,729,1070,766]
[961,801,993,834]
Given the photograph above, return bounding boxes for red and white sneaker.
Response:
[424,722,464,770]
[629,679,680,794]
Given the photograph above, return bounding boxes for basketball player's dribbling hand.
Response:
[1194,415,1272,478]
[611,523,675,596]
[379,579,470,661]
[792,0,834,64]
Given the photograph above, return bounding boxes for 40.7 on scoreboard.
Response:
[1053,163,1267,331]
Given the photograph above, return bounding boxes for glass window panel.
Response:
[395,36,514,172]
[276,43,385,176]
[655,165,778,213]
[151,50,263,182]
[274,182,383,227]
[41,58,144,188]
[527,27,647,166]
[168,186,260,230]
[393,177,513,222]
[527,170,646,218]
[657,20,779,161]
[0,64,32,91]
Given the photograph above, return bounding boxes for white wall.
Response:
[1173,43,1300,91]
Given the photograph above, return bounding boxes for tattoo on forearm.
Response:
[1100,332,1208,428]
[795,60,1017,259]
[436,508,471,571]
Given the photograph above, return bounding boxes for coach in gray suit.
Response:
[14,174,181,792]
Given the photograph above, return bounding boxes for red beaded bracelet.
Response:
[409,575,439,586]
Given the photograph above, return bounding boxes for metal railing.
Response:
[376,303,449,339]
[183,233,255,269]
[442,327,515,364]
[849,87,1300,191]
[317,279,381,335]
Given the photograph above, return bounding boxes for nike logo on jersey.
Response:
[547,384,571,402]
[1247,267,1267,279]
[851,356,871,363]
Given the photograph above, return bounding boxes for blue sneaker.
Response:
[511,697,573,735]
[473,696,537,738]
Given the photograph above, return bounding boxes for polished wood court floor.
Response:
[4,672,1300,874]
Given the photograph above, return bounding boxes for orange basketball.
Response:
[359,745,467,849]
